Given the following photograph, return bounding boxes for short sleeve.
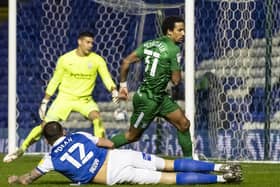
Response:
[170,51,181,71]
[134,43,145,59]
[36,154,54,174]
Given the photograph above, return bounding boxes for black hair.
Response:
[161,16,184,35]
[43,121,64,145]
[78,31,94,39]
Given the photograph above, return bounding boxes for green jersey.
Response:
[135,36,181,96]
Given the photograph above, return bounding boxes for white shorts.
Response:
[106,149,164,185]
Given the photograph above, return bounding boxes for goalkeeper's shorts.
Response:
[45,94,99,122]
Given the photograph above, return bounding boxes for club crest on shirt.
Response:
[88,62,92,69]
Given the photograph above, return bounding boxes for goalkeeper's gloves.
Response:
[39,98,49,120]
[119,81,128,97]
[112,89,119,104]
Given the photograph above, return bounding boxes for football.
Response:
[113,108,128,121]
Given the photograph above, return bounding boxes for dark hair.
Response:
[43,121,64,145]
[161,16,184,35]
[78,31,94,39]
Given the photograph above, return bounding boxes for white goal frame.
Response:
[8,0,17,154]
[8,0,277,163]
[7,0,196,157]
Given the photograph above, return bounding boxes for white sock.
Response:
[214,164,223,171]
[217,175,226,183]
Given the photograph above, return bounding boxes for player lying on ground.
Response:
[8,121,243,185]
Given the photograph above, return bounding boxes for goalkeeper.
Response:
[8,121,242,185]
[3,31,119,163]
[111,16,193,157]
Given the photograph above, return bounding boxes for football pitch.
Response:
[0,154,279,187]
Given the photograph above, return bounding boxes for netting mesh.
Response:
[195,0,280,160]
[5,0,280,160]
[12,0,185,155]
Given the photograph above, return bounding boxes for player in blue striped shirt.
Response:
[8,121,242,185]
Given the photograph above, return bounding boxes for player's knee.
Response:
[88,111,100,120]
[126,133,141,142]
[178,118,190,132]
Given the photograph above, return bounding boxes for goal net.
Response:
[5,0,280,161]
[11,0,185,155]
[195,0,280,161]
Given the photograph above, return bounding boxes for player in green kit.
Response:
[111,16,193,157]
[3,31,120,163]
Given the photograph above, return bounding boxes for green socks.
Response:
[178,130,192,157]
[110,133,129,148]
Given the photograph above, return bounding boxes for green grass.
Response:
[1,154,280,187]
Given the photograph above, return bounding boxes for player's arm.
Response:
[45,57,65,97]
[97,56,117,92]
[96,137,114,149]
[170,51,182,86]
[120,51,140,82]
[118,51,140,97]
[171,70,181,86]
[8,168,43,185]
[38,57,64,119]
[78,131,115,148]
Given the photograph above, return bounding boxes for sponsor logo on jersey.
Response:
[89,158,100,173]
[142,152,151,161]
[70,73,92,79]
[88,62,92,69]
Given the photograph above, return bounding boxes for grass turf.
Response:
[0,154,280,187]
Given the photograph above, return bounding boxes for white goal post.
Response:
[7,0,280,162]
[8,0,17,154]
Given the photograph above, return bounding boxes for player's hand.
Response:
[39,98,49,120]
[8,175,19,184]
[119,81,128,100]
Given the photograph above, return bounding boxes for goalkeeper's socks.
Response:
[177,130,192,157]
[176,172,217,184]
[93,118,105,138]
[21,125,42,151]
[110,133,129,148]
[174,158,215,172]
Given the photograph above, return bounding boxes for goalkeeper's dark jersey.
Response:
[135,36,181,97]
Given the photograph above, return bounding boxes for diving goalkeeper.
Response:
[3,31,120,163]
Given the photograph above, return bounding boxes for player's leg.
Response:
[106,149,242,185]
[160,95,192,157]
[111,126,145,148]
[105,149,219,185]
[3,123,43,163]
[76,97,105,138]
[171,158,242,173]
[159,157,242,184]
[175,171,242,184]
[89,111,105,138]
[122,149,241,174]
[3,96,72,163]
[110,91,157,147]
[20,123,44,151]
